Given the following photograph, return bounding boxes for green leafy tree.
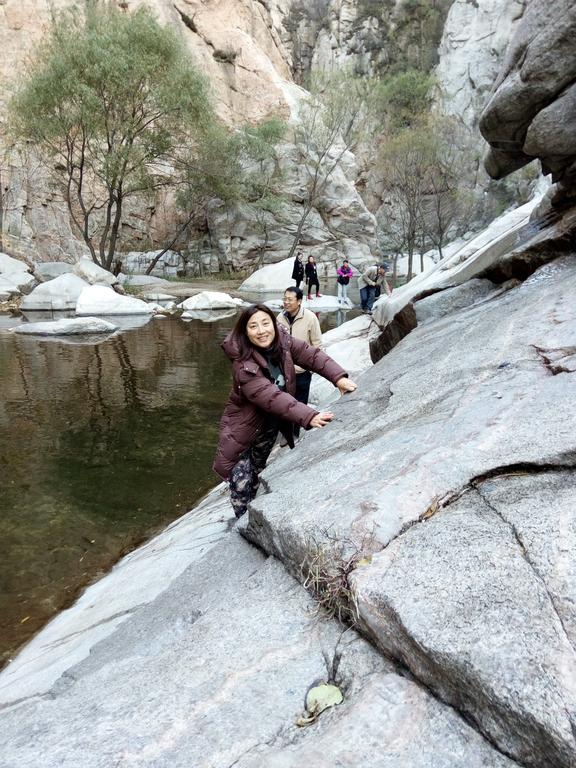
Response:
[173,117,286,273]
[10,3,211,270]
[371,69,434,135]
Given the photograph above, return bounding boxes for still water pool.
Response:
[0,304,357,666]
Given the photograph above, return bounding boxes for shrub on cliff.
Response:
[10,4,211,271]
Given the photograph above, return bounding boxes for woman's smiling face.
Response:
[246,310,276,349]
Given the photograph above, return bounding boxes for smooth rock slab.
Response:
[238,674,516,768]
[353,487,576,768]
[178,291,244,310]
[0,532,514,768]
[76,285,161,315]
[181,308,238,322]
[14,317,118,336]
[20,274,89,311]
[0,252,30,275]
[414,278,497,325]
[243,255,576,767]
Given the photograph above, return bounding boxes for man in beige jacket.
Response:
[277,286,322,436]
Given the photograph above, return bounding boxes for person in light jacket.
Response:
[277,286,322,437]
[213,304,357,518]
[357,263,392,314]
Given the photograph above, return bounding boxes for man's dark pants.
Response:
[360,285,376,312]
[293,370,312,438]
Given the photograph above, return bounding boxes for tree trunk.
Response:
[286,203,313,262]
[145,211,195,275]
[105,189,124,272]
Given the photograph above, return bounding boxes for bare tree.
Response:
[287,70,372,261]
[377,126,433,280]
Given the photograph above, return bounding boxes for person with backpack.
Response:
[357,263,392,314]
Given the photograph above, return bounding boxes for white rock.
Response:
[141,292,178,301]
[178,291,244,310]
[302,294,347,312]
[14,317,118,335]
[310,315,373,407]
[372,193,545,328]
[0,276,21,299]
[73,258,118,286]
[120,274,173,287]
[76,285,161,315]
[0,252,31,275]
[7,271,36,292]
[181,308,239,322]
[35,262,75,280]
[21,274,90,311]
[239,258,294,292]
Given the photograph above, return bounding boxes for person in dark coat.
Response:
[305,255,321,299]
[291,250,305,288]
[213,304,357,518]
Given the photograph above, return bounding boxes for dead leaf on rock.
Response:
[296,683,344,727]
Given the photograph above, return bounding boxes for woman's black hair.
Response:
[230,304,282,361]
[307,255,315,262]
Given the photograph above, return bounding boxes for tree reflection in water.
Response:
[0,316,234,668]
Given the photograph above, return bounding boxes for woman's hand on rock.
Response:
[336,377,357,395]
[310,412,334,428]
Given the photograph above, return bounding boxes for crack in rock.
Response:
[533,345,576,375]
[475,485,576,658]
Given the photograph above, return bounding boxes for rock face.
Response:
[243,252,576,766]
[0,516,516,767]
[435,0,527,131]
[0,0,523,270]
[480,0,576,202]
[205,141,377,271]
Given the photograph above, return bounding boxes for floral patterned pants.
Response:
[229,420,279,518]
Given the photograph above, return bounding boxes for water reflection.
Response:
[0,316,235,666]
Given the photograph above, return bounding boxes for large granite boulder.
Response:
[14,318,118,336]
[480,0,576,197]
[34,261,75,280]
[20,274,89,311]
[73,258,118,287]
[414,278,497,325]
[75,285,160,315]
[243,253,576,766]
[0,252,36,293]
[0,522,516,768]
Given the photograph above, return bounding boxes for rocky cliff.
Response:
[0,0,529,269]
[480,0,576,209]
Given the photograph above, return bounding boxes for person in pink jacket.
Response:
[336,259,354,305]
